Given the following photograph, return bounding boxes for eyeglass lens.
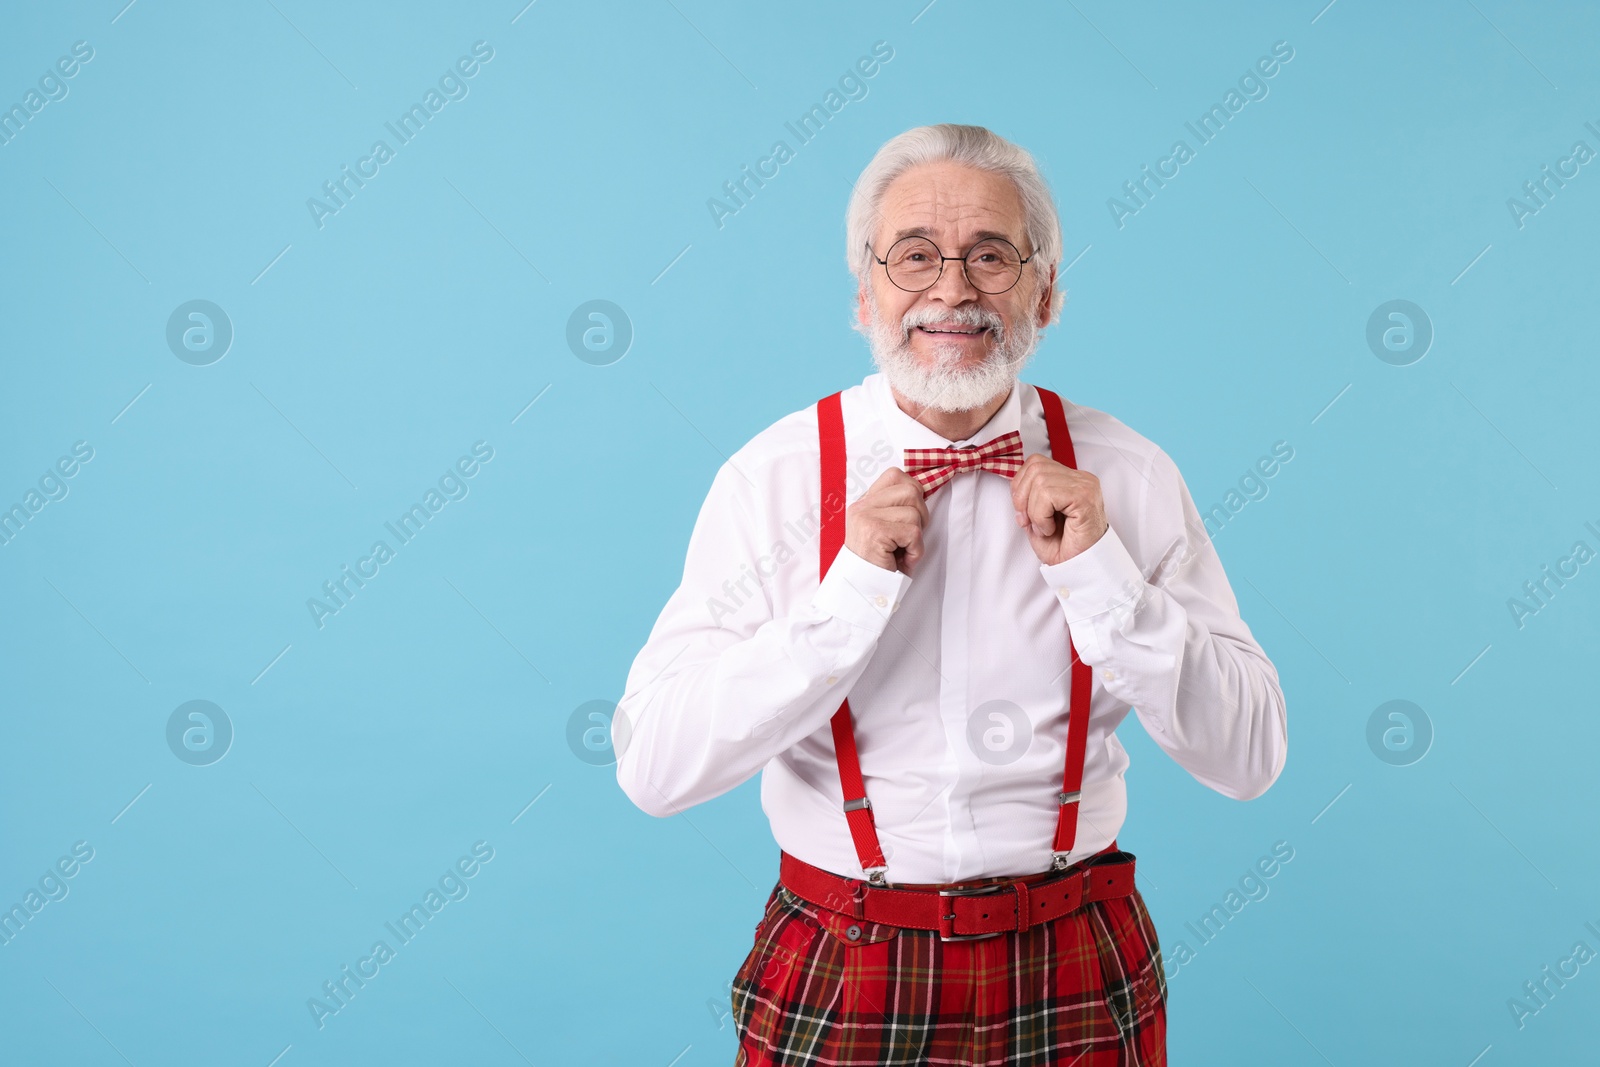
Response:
[882,236,1024,293]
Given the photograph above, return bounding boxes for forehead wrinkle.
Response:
[876,165,1026,251]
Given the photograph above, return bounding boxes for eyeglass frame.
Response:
[866,234,1038,295]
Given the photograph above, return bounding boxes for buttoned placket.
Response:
[870,377,1034,884]
[936,442,982,884]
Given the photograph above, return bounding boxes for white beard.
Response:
[866,301,1040,414]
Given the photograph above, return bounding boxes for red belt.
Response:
[779,845,1137,942]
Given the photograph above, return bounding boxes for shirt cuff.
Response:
[1038,525,1146,635]
[812,545,912,633]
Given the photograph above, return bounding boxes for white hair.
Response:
[846,124,1064,320]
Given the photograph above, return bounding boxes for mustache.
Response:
[897,304,1005,338]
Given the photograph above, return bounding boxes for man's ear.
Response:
[856,281,872,330]
[1035,264,1057,328]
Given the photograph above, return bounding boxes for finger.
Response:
[864,467,918,505]
[910,484,930,525]
[870,485,930,517]
[1023,478,1066,537]
[901,525,926,569]
[880,519,925,558]
[873,466,913,488]
[879,467,925,492]
[1010,461,1040,518]
[872,475,928,508]
[1010,466,1031,526]
[870,505,928,529]
[1010,455,1047,516]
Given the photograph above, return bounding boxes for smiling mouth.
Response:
[916,325,990,336]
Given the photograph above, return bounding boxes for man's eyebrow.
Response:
[886,226,1024,246]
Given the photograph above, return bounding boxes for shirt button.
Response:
[826,675,838,685]
[1057,587,1071,599]
[890,601,900,613]
[1101,669,1115,681]
[873,595,888,608]
[846,924,863,942]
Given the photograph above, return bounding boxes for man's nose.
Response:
[924,257,979,304]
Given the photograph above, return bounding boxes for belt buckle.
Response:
[937,880,1011,942]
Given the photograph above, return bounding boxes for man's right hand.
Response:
[844,468,929,575]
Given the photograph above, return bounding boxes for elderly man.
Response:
[614,124,1287,1065]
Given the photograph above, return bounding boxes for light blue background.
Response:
[2,1,1597,1063]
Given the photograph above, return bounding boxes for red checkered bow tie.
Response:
[902,429,1025,496]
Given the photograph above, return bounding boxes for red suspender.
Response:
[1035,385,1095,869]
[816,392,890,882]
[815,385,1094,885]
[817,392,849,574]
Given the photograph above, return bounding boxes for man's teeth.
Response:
[920,326,986,334]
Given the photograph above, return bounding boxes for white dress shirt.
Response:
[614,371,1287,884]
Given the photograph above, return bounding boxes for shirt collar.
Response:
[865,371,1026,454]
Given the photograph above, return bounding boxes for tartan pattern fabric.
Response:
[731,875,1168,1066]
[902,429,1025,497]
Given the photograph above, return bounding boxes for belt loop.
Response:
[1073,865,1090,911]
[850,879,866,921]
[1013,878,1031,933]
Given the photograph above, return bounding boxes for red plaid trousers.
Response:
[731,871,1168,1065]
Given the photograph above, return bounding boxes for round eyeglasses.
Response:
[868,235,1035,295]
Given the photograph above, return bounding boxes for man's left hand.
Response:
[1010,454,1109,566]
